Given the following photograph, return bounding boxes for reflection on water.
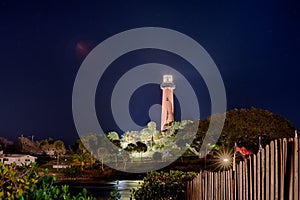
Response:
[64,180,141,200]
[117,180,141,200]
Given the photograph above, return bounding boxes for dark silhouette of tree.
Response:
[136,141,147,161]
[193,108,296,153]
[124,143,137,153]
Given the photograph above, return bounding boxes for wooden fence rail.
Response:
[186,136,300,200]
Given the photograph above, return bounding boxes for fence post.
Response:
[238,162,242,200]
[257,151,261,200]
[270,141,275,200]
[249,155,253,200]
[245,159,249,200]
[294,136,298,200]
[266,144,270,200]
[288,138,294,200]
[205,171,208,200]
[253,154,257,200]
[202,171,205,200]
[261,148,265,200]
[275,139,279,200]
[279,139,284,200]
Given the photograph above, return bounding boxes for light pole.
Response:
[204,143,211,170]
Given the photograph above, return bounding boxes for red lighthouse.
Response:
[160,75,175,131]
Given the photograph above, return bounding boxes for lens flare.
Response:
[210,147,233,171]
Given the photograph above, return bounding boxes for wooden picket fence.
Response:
[186,136,300,200]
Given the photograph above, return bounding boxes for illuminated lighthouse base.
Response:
[160,75,175,132]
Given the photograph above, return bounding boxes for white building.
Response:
[0,154,37,165]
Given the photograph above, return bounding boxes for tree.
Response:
[107,131,119,141]
[124,143,136,163]
[39,138,56,156]
[140,121,160,145]
[135,141,147,161]
[121,131,139,144]
[121,151,130,171]
[111,139,121,167]
[81,133,98,168]
[97,147,108,171]
[72,151,90,172]
[193,108,296,153]
[140,128,152,144]
[53,140,66,170]
[124,143,137,153]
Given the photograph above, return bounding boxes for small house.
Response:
[0,154,37,165]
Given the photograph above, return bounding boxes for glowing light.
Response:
[211,147,233,171]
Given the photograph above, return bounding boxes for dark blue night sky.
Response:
[0,0,299,145]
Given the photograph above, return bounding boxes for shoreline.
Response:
[57,173,145,182]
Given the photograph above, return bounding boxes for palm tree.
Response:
[111,139,121,167]
[72,151,90,172]
[53,140,66,170]
[81,133,98,168]
[121,151,130,171]
[97,147,108,171]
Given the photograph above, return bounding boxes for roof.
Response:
[0,154,37,158]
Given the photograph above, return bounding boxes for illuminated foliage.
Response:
[131,170,196,200]
[0,162,95,200]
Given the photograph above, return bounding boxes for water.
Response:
[61,180,141,200]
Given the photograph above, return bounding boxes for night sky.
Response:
[0,0,299,146]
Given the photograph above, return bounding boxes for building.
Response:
[160,75,175,131]
[0,154,37,165]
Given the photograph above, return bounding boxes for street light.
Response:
[212,147,233,171]
[218,154,232,169]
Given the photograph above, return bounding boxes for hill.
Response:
[194,108,296,152]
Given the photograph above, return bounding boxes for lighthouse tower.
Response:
[160,75,175,131]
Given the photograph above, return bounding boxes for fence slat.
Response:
[289,138,294,200]
[249,156,253,200]
[254,154,257,200]
[261,148,265,200]
[270,141,275,200]
[257,152,261,200]
[245,159,248,200]
[266,145,270,200]
[283,138,288,200]
[294,137,298,200]
[243,162,246,200]
[275,139,279,200]
[279,139,284,200]
[239,163,243,200]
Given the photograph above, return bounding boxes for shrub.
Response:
[63,166,82,177]
[109,181,121,200]
[131,170,196,200]
[0,162,96,200]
